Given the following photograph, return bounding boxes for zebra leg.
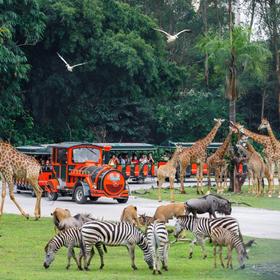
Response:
[83,244,94,270]
[86,247,95,269]
[218,246,224,268]
[227,246,233,269]
[189,238,196,259]
[156,247,161,274]
[213,244,217,268]
[161,243,169,271]
[127,244,137,270]
[95,243,104,270]
[196,235,207,259]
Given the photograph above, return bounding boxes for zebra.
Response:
[174,215,242,259]
[43,227,105,270]
[211,227,248,269]
[81,220,153,271]
[146,221,169,274]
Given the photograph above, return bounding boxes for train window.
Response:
[73,147,100,163]
[57,148,67,164]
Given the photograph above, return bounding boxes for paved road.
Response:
[1,181,280,240]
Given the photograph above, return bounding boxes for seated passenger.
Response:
[131,154,139,164]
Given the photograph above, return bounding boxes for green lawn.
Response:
[133,185,280,211]
[0,215,280,280]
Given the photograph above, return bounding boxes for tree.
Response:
[0,0,45,144]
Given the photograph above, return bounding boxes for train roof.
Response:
[16,145,51,155]
[92,143,156,151]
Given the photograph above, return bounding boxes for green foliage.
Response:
[0,0,278,146]
[0,0,45,143]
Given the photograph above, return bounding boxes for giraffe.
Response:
[230,122,275,197]
[236,139,266,196]
[258,118,280,197]
[157,145,183,202]
[206,131,232,194]
[0,142,42,219]
[178,118,225,195]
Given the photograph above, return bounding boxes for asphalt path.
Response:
[1,180,280,240]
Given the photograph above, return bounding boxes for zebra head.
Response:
[43,241,56,269]
[137,233,153,269]
[174,216,188,238]
[237,244,248,269]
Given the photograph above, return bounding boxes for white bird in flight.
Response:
[153,28,191,43]
[57,52,88,72]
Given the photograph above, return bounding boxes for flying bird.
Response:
[153,28,191,43]
[57,52,88,72]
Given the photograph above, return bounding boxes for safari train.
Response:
[17,142,129,204]
[16,142,225,202]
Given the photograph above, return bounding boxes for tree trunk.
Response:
[202,0,209,87]
[261,89,266,120]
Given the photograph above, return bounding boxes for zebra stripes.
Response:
[210,227,248,269]
[174,215,242,258]
[43,227,105,270]
[146,222,169,274]
[81,220,153,270]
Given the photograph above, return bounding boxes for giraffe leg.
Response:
[31,179,42,220]
[198,162,204,194]
[0,177,7,217]
[276,162,280,198]
[180,161,187,194]
[6,175,29,219]
[157,178,164,202]
[170,177,175,203]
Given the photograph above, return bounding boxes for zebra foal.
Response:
[43,227,105,270]
[81,220,153,271]
[146,222,169,274]
[211,227,248,269]
[174,215,242,259]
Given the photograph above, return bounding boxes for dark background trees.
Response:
[0,0,279,145]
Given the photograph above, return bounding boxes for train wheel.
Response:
[47,191,58,201]
[117,198,128,204]
[89,196,99,201]
[74,186,87,204]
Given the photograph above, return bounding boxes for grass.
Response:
[133,185,280,211]
[0,215,280,280]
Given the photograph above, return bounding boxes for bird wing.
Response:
[153,28,171,37]
[71,62,88,68]
[175,29,192,36]
[57,53,70,66]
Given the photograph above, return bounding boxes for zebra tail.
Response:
[79,237,86,258]
[244,239,256,249]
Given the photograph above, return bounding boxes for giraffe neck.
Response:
[169,149,180,167]
[214,132,232,158]
[241,128,269,147]
[200,122,221,148]
[246,142,256,154]
[266,124,279,150]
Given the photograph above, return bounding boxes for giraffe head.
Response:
[174,144,183,154]
[258,118,270,131]
[229,122,244,134]
[213,118,225,126]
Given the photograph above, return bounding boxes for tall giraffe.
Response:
[258,118,280,197]
[178,118,225,194]
[206,131,232,193]
[0,142,42,219]
[157,145,183,202]
[230,122,275,197]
